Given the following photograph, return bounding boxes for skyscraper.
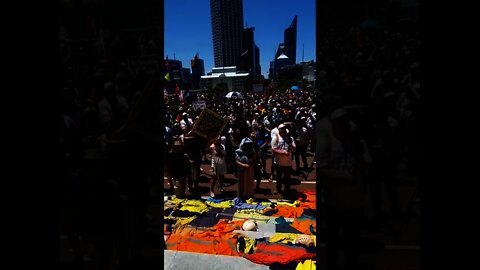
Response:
[270,16,298,79]
[191,53,205,89]
[210,0,244,67]
[239,27,256,76]
[284,15,297,65]
[255,45,261,77]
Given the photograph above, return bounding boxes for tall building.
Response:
[255,45,261,78]
[270,16,298,80]
[239,27,256,76]
[191,53,205,89]
[168,59,183,81]
[165,57,183,94]
[284,15,297,65]
[210,0,244,67]
[182,68,191,82]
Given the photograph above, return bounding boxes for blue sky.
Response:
[164,0,315,77]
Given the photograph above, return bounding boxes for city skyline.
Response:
[165,0,315,78]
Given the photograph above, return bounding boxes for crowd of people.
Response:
[60,19,164,268]
[164,87,317,199]
[60,5,421,269]
[315,22,421,270]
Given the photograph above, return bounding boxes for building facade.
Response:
[191,53,205,89]
[200,66,249,93]
[168,59,183,81]
[283,15,297,66]
[239,27,256,76]
[255,45,261,78]
[269,16,298,80]
[182,68,191,82]
[210,0,244,67]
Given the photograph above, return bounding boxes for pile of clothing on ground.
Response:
[164,191,317,268]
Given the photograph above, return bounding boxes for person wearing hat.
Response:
[235,137,256,199]
[165,139,190,198]
[271,123,296,195]
[180,112,193,134]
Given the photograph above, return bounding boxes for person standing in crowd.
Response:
[256,123,270,179]
[271,123,296,195]
[295,117,309,173]
[235,137,256,200]
[164,125,174,192]
[98,81,129,136]
[249,131,263,193]
[180,112,193,134]
[369,101,402,218]
[183,133,202,193]
[317,107,371,270]
[269,122,279,182]
[229,127,241,177]
[166,139,190,198]
[307,104,317,152]
[210,137,227,197]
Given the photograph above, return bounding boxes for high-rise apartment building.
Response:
[210,0,244,67]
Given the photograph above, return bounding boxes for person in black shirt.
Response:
[166,140,190,198]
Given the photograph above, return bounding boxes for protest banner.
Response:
[192,100,206,110]
[191,108,227,143]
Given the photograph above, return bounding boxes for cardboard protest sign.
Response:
[191,108,227,142]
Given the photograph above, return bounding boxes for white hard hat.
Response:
[242,220,257,231]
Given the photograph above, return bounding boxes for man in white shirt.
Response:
[179,112,193,134]
[271,123,296,195]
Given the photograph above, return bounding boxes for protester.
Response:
[210,137,227,197]
[271,123,296,195]
[235,137,256,199]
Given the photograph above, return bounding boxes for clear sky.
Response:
[164,0,315,78]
